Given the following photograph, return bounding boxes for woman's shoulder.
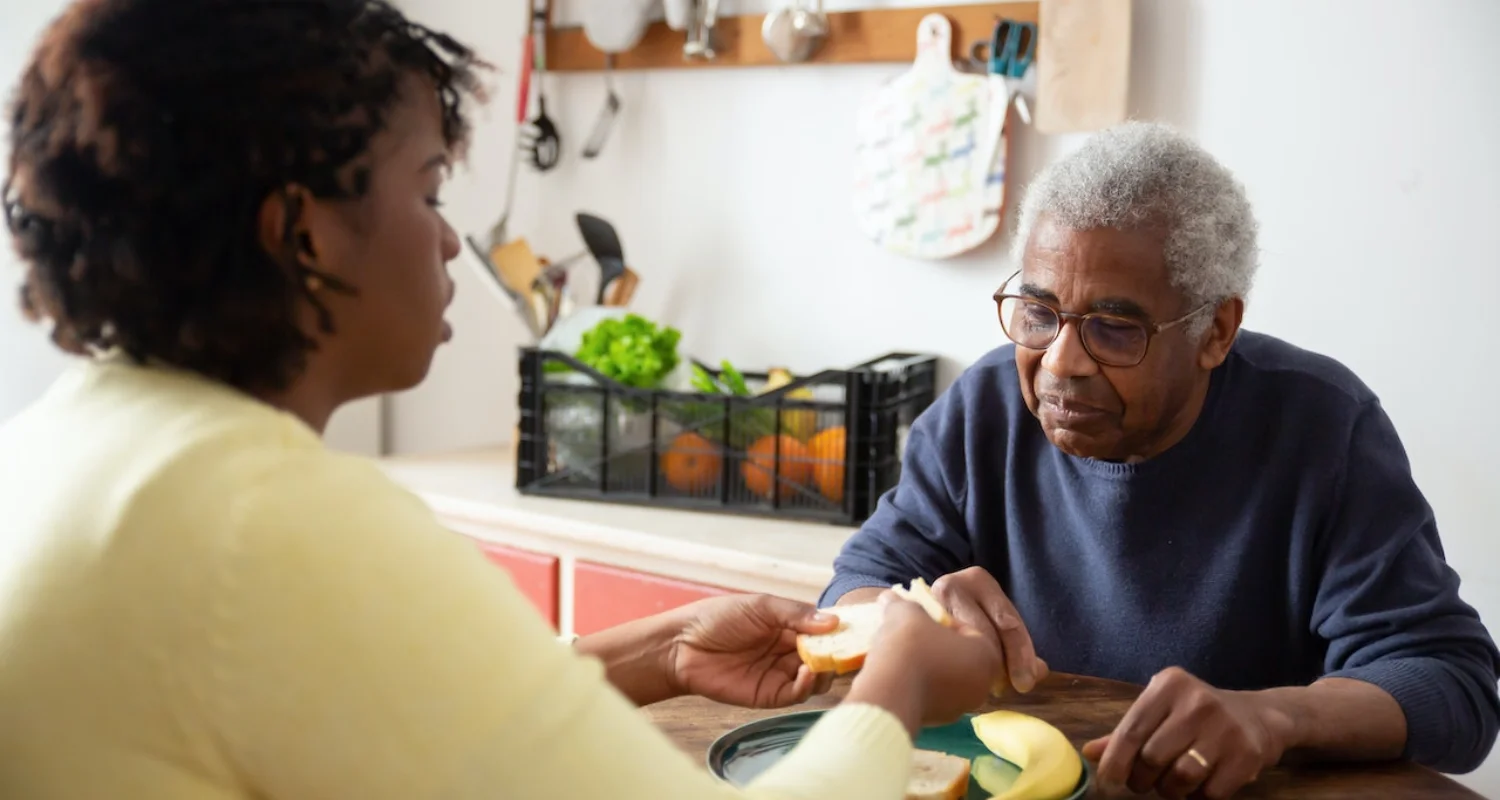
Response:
[56,357,436,556]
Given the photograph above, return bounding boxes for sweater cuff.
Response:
[748,703,912,795]
[818,574,895,608]
[1325,658,1451,766]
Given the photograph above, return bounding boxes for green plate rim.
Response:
[705,708,1094,800]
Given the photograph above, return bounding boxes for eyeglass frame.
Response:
[991,270,1215,368]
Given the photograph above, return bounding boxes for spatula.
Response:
[575,212,626,304]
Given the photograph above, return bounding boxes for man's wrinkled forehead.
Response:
[1018,217,1173,318]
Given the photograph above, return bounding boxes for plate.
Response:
[706,710,1093,800]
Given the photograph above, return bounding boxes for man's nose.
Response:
[1040,319,1099,378]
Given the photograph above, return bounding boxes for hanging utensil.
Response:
[968,17,1036,126]
[520,1,561,171]
[582,53,621,159]
[526,86,561,171]
[580,0,654,53]
[683,0,722,60]
[762,0,829,63]
[575,212,626,304]
[662,0,692,30]
[487,31,535,248]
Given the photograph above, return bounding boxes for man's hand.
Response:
[837,569,1048,693]
[930,567,1048,693]
[668,594,839,709]
[1082,667,1295,800]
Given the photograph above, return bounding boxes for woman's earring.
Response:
[304,273,323,293]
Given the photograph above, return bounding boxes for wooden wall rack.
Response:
[545,3,1039,72]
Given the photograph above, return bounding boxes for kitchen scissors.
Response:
[968,18,1036,79]
[967,17,1035,124]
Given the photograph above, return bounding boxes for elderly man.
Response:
[824,122,1499,798]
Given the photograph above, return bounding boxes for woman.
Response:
[0,1,1003,797]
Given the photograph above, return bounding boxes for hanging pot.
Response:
[762,0,829,63]
[580,0,655,54]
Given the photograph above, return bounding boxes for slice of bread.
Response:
[890,577,952,626]
[906,749,971,800]
[797,579,952,674]
[796,601,883,674]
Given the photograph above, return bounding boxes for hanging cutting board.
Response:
[1034,0,1132,134]
[853,14,1010,261]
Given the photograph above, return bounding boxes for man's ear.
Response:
[1198,296,1244,370]
[256,185,319,268]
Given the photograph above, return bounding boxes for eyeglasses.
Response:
[993,270,1212,367]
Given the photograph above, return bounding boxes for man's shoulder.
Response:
[951,343,1024,400]
[968,342,1022,374]
[1229,330,1378,408]
[915,343,1029,432]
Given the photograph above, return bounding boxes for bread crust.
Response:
[796,606,874,674]
[798,580,954,675]
[905,749,970,800]
[795,635,832,673]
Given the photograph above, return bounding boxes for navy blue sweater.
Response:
[823,331,1500,773]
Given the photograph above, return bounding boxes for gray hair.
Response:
[1012,121,1259,331]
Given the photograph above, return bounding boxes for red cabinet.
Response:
[476,542,560,630]
[573,561,733,636]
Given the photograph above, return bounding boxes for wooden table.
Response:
[645,672,1482,799]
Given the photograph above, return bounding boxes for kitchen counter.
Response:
[379,447,861,632]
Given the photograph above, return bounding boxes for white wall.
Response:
[397,0,1500,791]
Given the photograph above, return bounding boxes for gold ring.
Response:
[1185,748,1210,770]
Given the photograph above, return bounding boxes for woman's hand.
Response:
[842,593,1005,737]
[668,594,840,708]
[837,568,1048,695]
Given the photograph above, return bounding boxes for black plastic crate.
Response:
[515,349,938,525]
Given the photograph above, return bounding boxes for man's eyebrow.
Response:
[1018,283,1150,317]
[1090,297,1150,317]
[1018,282,1054,300]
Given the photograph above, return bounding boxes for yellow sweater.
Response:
[0,358,912,799]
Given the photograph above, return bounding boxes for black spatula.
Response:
[576,212,626,304]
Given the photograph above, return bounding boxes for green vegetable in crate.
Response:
[689,363,732,395]
[676,361,819,446]
[688,361,753,397]
[678,361,774,448]
[719,360,752,397]
[573,314,682,389]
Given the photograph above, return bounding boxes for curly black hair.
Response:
[3,0,486,392]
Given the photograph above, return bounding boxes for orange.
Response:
[662,431,722,493]
[742,434,812,500]
[808,426,847,504]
